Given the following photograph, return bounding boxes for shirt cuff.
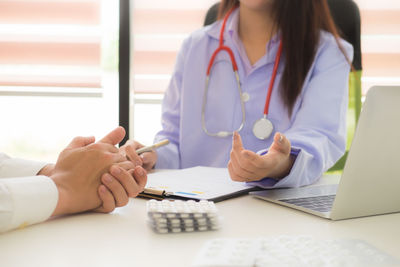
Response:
[0,157,48,178]
[0,176,58,233]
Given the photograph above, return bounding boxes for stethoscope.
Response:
[202,6,283,140]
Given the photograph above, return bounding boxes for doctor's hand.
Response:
[120,139,157,171]
[227,132,295,182]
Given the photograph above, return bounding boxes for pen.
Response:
[138,187,173,200]
[135,139,169,155]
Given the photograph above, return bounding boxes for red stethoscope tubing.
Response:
[206,6,283,117]
[264,41,283,115]
[206,6,238,75]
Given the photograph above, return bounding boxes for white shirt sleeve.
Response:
[0,176,58,233]
[0,153,58,233]
[0,152,48,178]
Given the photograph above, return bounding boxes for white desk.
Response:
[1,175,399,267]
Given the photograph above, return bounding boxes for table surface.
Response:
[1,174,399,267]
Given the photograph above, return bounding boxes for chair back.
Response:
[327,0,362,71]
[203,3,219,27]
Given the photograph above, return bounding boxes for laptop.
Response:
[251,86,400,220]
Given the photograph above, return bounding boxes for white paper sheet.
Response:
[146,166,256,201]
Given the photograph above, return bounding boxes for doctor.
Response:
[123,0,353,188]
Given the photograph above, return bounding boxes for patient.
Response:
[0,126,147,233]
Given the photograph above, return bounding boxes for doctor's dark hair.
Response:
[218,0,348,116]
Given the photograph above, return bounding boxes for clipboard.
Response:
[138,166,260,202]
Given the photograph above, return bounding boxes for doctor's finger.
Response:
[239,149,269,169]
[230,148,258,176]
[230,132,248,161]
[269,132,291,155]
[232,132,244,152]
[228,161,248,182]
[229,154,256,180]
[141,152,157,171]
[125,144,143,167]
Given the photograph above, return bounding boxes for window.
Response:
[131,0,218,145]
[0,0,102,89]
[354,0,400,92]
[0,0,119,162]
[2,0,398,160]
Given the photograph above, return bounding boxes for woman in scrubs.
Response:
[124,0,353,188]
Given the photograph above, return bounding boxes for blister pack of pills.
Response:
[146,199,220,234]
[192,236,400,267]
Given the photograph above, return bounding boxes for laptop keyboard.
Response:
[279,195,335,213]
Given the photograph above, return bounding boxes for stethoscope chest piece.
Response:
[202,5,282,140]
[252,116,273,140]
